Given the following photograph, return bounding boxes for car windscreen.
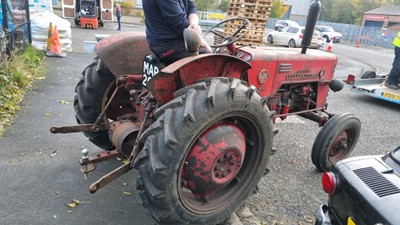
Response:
[390,147,400,164]
[324,27,335,32]
[300,29,320,36]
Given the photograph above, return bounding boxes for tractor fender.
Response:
[94,32,152,78]
[147,54,252,105]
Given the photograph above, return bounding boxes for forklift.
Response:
[74,0,104,29]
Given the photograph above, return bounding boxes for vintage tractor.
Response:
[50,1,360,224]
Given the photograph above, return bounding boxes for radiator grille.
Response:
[278,64,292,73]
[353,166,400,197]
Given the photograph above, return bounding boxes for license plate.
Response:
[347,217,356,225]
[382,91,400,101]
[142,55,160,87]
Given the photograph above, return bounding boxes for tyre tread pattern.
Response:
[311,113,361,171]
[74,57,115,150]
[136,78,273,225]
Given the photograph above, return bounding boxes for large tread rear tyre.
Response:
[311,113,361,172]
[74,57,115,150]
[135,78,274,225]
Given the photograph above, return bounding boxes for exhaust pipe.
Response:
[301,0,321,54]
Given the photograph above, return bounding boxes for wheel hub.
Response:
[182,123,246,199]
[109,120,140,158]
[330,131,348,157]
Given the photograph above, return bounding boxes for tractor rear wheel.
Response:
[135,78,273,225]
[311,113,361,172]
[74,57,134,150]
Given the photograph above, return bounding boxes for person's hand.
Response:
[188,23,202,34]
[200,39,212,52]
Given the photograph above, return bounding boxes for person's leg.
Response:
[387,46,400,85]
[117,16,121,30]
[150,40,193,65]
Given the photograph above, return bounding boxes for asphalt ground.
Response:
[0,21,155,225]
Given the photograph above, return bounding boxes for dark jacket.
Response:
[143,0,197,45]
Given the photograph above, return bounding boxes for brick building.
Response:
[361,5,400,29]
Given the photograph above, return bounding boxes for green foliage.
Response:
[331,0,356,24]
[320,0,397,24]
[0,46,45,136]
[194,0,218,11]
[217,0,230,12]
[270,0,286,18]
[114,1,132,9]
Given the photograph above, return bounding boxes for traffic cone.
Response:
[46,22,53,52]
[46,25,66,57]
[355,39,360,47]
[326,39,333,52]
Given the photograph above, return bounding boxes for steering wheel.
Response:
[203,18,251,48]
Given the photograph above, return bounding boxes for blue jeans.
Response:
[387,46,400,85]
[116,15,121,30]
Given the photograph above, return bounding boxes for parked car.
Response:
[267,26,323,49]
[315,146,400,225]
[274,20,299,31]
[315,25,342,42]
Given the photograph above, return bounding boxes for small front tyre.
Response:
[311,113,361,172]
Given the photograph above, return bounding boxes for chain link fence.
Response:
[1,0,31,56]
[267,18,397,49]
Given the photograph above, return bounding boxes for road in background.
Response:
[1,19,399,225]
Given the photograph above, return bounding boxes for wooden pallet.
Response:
[220,0,272,46]
[229,0,273,4]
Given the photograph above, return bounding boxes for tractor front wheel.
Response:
[135,78,273,225]
[311,113,361,172]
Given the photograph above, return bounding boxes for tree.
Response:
[319,0,333,21]
[270,0,286,18]
[217,0,230,12]
[331,0,356,24]
[194,0,218,11]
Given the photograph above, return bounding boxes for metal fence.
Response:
[266,18,397,49]
[1,0,31,56]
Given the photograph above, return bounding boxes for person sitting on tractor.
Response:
[142,0,211,65]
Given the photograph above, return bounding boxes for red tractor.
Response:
[51,1,360,224]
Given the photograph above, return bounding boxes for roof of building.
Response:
[365,5,400,15]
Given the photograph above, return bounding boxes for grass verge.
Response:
[0,46,46,137]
